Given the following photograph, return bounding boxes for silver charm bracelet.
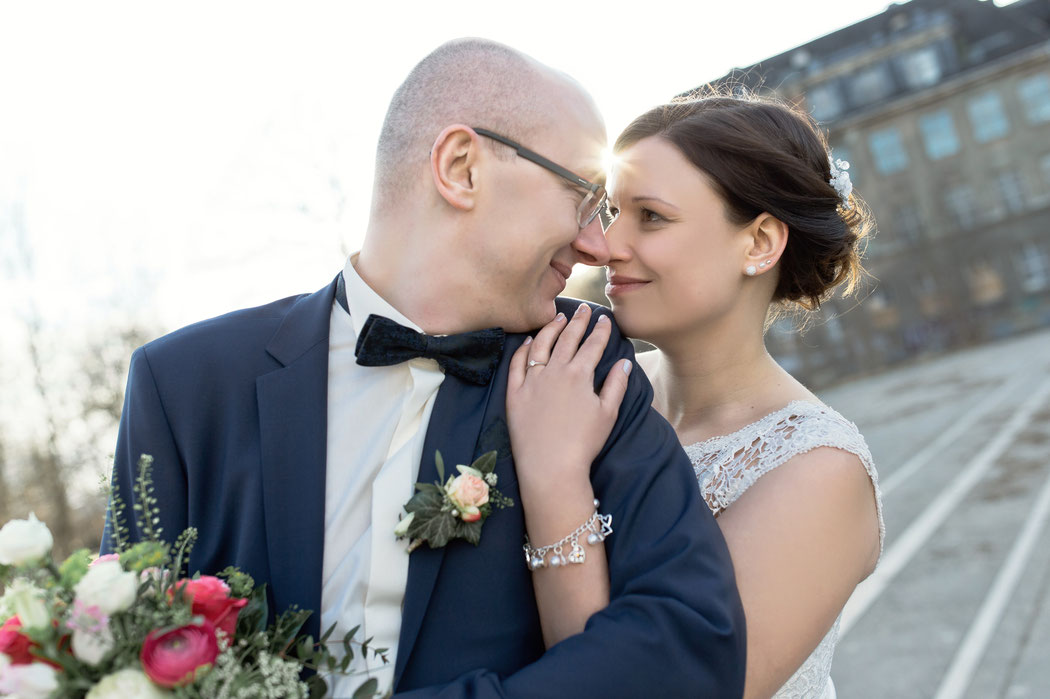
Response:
[523,499,613,570]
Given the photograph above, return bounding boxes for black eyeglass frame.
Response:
[472,127,609,229]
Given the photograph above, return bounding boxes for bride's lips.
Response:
[550,261,573,289]
[605,273,650,297]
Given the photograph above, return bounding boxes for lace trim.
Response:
[685,400,885,552]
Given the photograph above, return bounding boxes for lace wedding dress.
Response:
[685,400,885,699]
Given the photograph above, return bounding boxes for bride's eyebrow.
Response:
[633,196,679,211]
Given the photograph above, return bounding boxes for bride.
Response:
[506,94,884,698]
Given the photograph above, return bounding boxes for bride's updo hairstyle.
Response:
[613,91,873,313]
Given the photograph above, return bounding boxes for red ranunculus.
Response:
[140,620,219,688]
[0,617,34,665]
[173,576,248,638]
[0,617,62,668]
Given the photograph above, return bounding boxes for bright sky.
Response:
[1,0,909,341]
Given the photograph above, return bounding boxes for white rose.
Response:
[4,580,49,631]
[0,513,53,566]
[85,668,171,699]
[74,560,137,615]
[72,624,115,666]
[0,662,59,699]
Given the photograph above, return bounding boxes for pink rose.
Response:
[446,472,489,522]
[172,576,248,638]
[140,620,219,688]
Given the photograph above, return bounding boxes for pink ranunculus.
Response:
[446,474,489,520]
[140,621,219,688]
[89,553,120,568]
[173,576,248,639]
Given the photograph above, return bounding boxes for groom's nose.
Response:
[571,215,611,267]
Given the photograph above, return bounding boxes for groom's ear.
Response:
[430,124,481,211]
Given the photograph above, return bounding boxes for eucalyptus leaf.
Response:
[306,674,328,699]
[352,678,380,698]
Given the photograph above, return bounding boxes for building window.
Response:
[900,47,942,89]
[850,63,895,106]
[869,127,909,174]
[1018,73,1050,124]
[808,83,844,122]
[893,203,923,243]
[944,185,977,230]
[1016,243,1049,293]
[967,262,1006,306]
[919,110,960,160]
[967,91,1010,143]
[995,171,1026,214]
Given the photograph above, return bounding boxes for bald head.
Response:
[371,38,596,212]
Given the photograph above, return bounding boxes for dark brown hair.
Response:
[614,90,873,313]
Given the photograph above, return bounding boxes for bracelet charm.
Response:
[523,499,613,571]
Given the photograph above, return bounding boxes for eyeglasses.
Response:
[472,127,609,230]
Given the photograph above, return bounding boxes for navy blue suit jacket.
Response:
[103,275,746,697]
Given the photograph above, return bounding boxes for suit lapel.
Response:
[257,276,338,639]
[393,370,499,684]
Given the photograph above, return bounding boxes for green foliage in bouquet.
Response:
[0,455,388,698]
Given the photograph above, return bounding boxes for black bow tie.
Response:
[337,273,504,385]
[355,314,505,385]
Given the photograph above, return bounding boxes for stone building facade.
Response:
[708,0,1050,386]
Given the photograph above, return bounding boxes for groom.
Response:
[103,39,745,697]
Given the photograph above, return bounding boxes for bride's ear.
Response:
[742,213,788,272]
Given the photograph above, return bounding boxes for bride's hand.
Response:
[506,302,629,647]
[506,302,632,505]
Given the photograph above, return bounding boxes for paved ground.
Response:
[820,327,1050,698]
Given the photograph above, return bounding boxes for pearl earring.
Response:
[759,260,770,268]
[745,265,757,276]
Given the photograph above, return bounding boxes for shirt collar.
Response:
[341,253,423,338]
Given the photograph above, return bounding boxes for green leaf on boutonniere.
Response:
[472,450,497,476]
[435,450,446,483]
[459,520,483,546]
[397,449,511,551]
[404,488,455,549]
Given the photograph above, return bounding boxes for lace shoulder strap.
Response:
[687,401,885,553]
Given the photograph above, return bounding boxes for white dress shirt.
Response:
[321,254,446,696]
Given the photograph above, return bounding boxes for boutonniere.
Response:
[394,451,514,552]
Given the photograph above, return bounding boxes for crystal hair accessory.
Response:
[828,156,853,208]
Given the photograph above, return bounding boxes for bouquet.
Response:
[0,456,385,698]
